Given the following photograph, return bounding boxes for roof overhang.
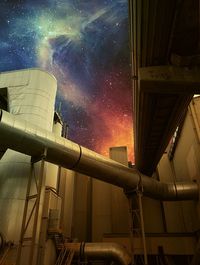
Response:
[136,66,200,175]
[129,0,200,175]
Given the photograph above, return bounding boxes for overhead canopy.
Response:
[129,0,200,175]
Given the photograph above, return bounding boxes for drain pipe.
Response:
[63,242,132,265]
[0,109,198,201]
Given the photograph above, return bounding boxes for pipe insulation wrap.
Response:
[0,109,198,201]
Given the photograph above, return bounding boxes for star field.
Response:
[0,0,134,162]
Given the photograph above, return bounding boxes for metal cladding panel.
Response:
[92,178,112,241]
[0,69,57,242]
[109,147,129,234]
[0,150,43,242]
[0,68,57,131]
[109,146,128,166]
[0,69,30,87]
[59,169,75,238]
[0,151,30,200]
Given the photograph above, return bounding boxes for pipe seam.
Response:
[69,144,82,170]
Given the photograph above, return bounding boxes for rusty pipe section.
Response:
[64,242,131,265]
[0,109,198,201]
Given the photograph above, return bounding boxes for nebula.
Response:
[0,0,134,162]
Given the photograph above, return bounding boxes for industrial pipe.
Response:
[63,242,132,265]
[0,109,198,201]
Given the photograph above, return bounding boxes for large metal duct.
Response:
[63,242,132,265]
[0,109,198,201]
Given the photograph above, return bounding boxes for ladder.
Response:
[64,249,75,265]
[16,149,47,265]
[55,248,74,265]
[126,186,148,265]
[55,248,68,265]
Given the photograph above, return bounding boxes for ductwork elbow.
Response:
[64,242,132,265]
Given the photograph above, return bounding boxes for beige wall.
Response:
[59,168,75,238]
[71,173,91,241]
[65,98,200,244]
[92,179,112,241]
[72,146,131,242]
[103,235,196,255]
[109,147,129,235]
[142,195,165,233]
[157,154,187,232]
[157,97,200,233]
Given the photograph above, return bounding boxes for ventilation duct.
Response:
[0,109,198,201]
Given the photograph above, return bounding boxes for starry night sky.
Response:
[0,0,134,162]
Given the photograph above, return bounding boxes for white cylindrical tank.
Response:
[0,69,57,245]
[3,68,56,130]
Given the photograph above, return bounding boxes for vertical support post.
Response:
[138,192,148,265]
[128,196,135,265]
[16,164,35,265]
[29,149,47,265]
[86,177,93,242]
[126,185,148,265]
[16,148,47,265]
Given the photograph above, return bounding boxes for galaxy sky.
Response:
[0,0,134,162]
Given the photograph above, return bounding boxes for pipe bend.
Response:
[65,242,132,265]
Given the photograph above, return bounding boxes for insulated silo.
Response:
[0,69,57,262]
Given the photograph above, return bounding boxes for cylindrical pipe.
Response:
[64,242,132,265]
[0,109,199,201]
